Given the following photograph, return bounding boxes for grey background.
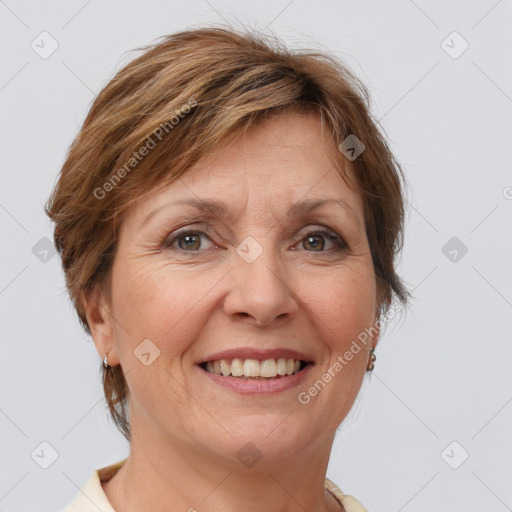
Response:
[1,1,511,511]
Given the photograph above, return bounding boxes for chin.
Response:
[199,414,320,465]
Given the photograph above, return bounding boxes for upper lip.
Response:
[196,347,315,365]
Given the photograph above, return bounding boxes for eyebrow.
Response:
[141,197,359,228]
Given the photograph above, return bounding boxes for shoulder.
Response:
[60,459,127,512]
[324,477,370,512]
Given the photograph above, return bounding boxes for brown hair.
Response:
[45,25,410,441]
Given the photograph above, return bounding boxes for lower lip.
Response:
[197,364,313,394]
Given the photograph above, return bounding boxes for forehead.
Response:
[124,110,364,226]
[185,111,348,183]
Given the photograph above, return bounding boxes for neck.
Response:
[102,417,342,512]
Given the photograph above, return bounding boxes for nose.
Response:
[223,245,299,327]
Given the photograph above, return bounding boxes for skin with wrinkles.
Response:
[86,111,378,512]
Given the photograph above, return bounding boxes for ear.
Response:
[82,286,120,366]
[371,304,382,351]
[371,321,380,351]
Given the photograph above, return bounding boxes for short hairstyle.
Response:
[45,25,410,441]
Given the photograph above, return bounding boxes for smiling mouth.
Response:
[198,358,311,379]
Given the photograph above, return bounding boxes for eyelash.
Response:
[162,226,347,254]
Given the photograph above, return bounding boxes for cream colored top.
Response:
[61,459,369,512]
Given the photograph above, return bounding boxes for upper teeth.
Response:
[204,358,302,378]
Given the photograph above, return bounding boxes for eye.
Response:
[162,226,346,253]
[297,229,346,252]
[164,228,216,251]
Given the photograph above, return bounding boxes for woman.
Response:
[47,25,409,512]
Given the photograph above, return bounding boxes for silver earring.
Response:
[366,347,376,372]
[103,353,110,368]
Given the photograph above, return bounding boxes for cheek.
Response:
[110,260,217,356]
[303,265,377,406]
[340,276,376,332]
[308,264,377,338]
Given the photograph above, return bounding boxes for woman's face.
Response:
[96,110,379,464]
